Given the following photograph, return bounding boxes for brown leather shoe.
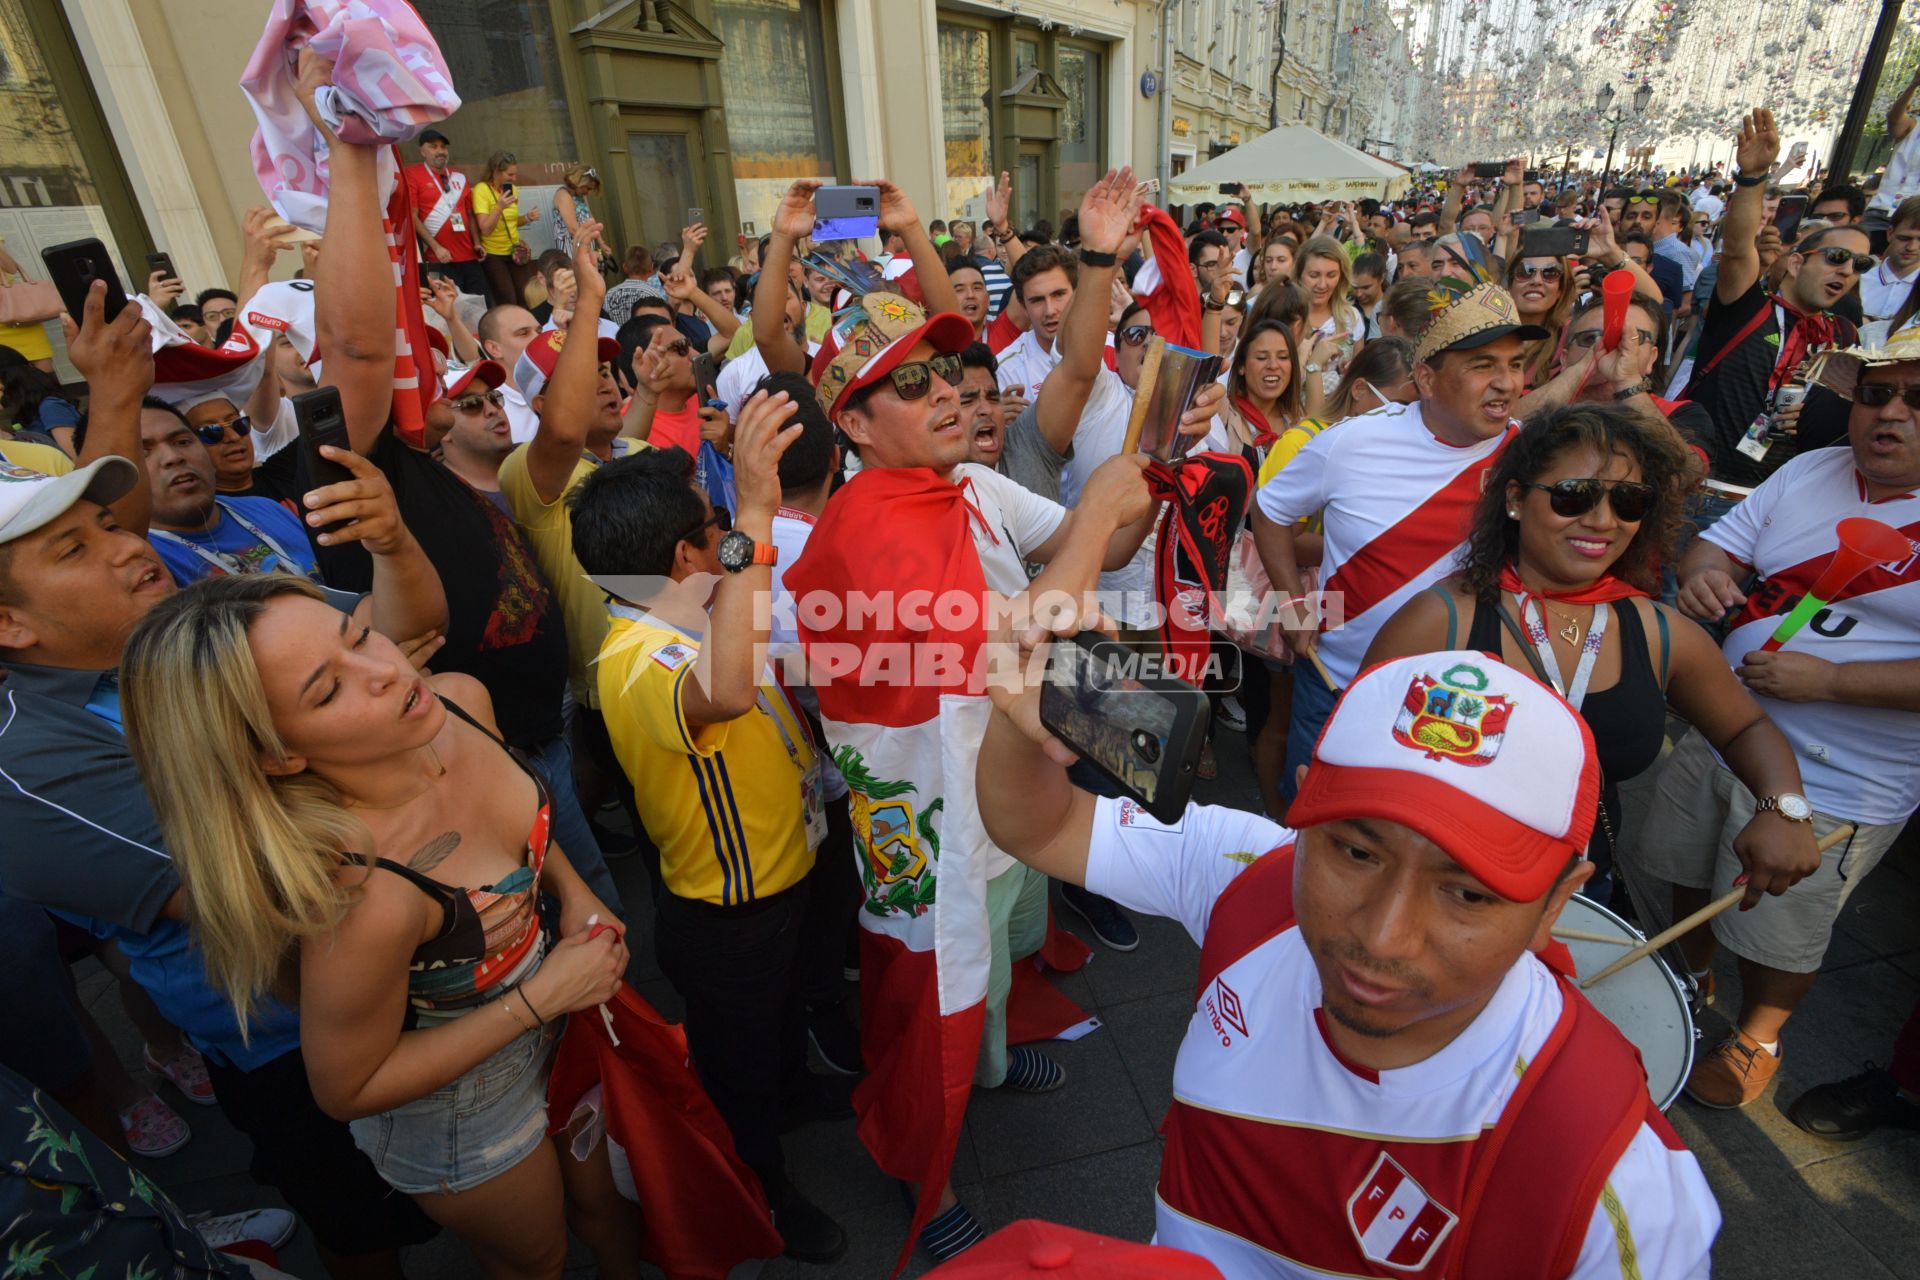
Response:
[1685,1029,1781,1109]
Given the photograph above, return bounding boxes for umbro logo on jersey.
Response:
[1203,977,1248,1046]
[1347,1152,1457,1271]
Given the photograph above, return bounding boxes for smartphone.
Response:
[145,252,178,283]
[813,185,880,241]
[1218,182,1241,196]
[687,207,704,226]
[41,238,129,324]
[1521,226,1590,259]
[1773,193,1809,241]
[500,181,515,197]
[1523,169,1541,184]
[1137,178,1161,197]
[1039,631,1210,825]
[293,386,358,530]
[1513,208,1541,226]
[1471,161,1503,179]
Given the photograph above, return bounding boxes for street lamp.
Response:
[1598,82,1655,189]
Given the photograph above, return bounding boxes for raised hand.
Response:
[861,179,921,236]
[985,170,1013,233]
[772,180,823,243]
[302,445,415,554]
[731,389,805,523]
[146,271,184,309]
[571,218,607,314]
[62,280,153,407]
[1076,166,1140,255]
[1735,108,1780,177]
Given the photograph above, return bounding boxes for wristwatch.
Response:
[1733,170,1767,188]
[716,529,777,573]
[1757,793,1814,824]
[1079,248,1118,268]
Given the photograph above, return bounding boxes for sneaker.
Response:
[1683,970,1716,1021]
[1000,1046,1067,1093]
[144,1044,216,1106]
[1788,1064,1920,1140]
[768,1178,847,1264]
[807,1004,864,1076]
[1216,695,1248,733]
[1684,1029,1781,1109]
[918,1201,987,1262]
[1060,883,1139,952]
[191,1207,298,1251]
[118,1094,189,1158]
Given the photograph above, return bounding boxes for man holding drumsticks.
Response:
[978,641,1720,1278]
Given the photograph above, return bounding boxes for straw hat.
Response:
[1804,322,1920,401]
[1412,281,1549,365]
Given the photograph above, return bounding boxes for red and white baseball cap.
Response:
[1217,206,1247,228]
[1288,651,1599,902]
[513,330,622,402]
[444,359,506,401]
[923,1221,1222,1278]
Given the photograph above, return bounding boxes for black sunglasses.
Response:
[883,352,964,400]
[193,416,250,445]
[1812,245,1876,274]
[1528,478,1657,523]
[677,504,732,544]
[1856,382,1920,410]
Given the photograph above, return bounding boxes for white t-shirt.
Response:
[1702,448,1920,824]
[768,508,847,801]
[1860,258,1919,323]
[951,461,1066,594]
[715,346,770,423]
[1872,126,1920,215]
[501,382,538,445]
[1256,399,1510,685]
[252,398,298,465]
[1083,796,1721,1280]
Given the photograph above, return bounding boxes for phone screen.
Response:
[1773,194,1809,241]
[1520,226,1589,260]
[813,185,880,242]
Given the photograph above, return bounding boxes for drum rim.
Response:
[1560,895,1697,1111]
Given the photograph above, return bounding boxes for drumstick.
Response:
[1579,823,1855,991]
[1550,926,1637,946]
[1308,650,1338,692]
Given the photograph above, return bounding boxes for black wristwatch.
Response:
[1078,248,1118,268]
[1733,170,1766,188]
[716,529,777,573]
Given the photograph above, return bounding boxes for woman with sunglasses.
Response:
[1365,402,1812,899]
[1505,252,1581,386]
[550,164,610,271]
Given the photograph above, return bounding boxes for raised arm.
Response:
[522,225,609,503]
[1033,168,1140,455]
[1439,165,1470,235]
[1891,68,1920,143]
[300,446,447,641]
[295,54,395,453]
[679,391,803,725]
[755,181,817,375]
[1716,108,1781,307]
[423,276,482,365]
[63,283,154,535]
[983,171,1028,273]
[663,269,740,343]
[868,178,960,318]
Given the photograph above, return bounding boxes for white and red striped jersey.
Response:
[1255,400,1510,686]
[1083,796,1721,1279]
[1704,447,1920,825]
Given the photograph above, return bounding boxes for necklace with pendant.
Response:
[1545,604,1586,646]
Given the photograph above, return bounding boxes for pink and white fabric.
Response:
[240,0,459,234]
[138,294,270,411]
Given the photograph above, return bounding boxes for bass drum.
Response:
[1559,896,1696,1111]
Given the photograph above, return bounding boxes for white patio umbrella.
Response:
[1168,125,1413,204]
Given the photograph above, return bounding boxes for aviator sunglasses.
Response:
[879,352,964,400]
[1527,477,1657,523]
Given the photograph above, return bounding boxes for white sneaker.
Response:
[191,1207,298,1251]
[1218,695,1248,733]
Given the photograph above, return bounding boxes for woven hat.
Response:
[813,291,972,421]
[1804,322,1920,401]
[1412,281,1548,364]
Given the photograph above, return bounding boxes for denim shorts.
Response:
[350,1018,557,1195]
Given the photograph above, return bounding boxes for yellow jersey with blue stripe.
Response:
[595,611,815,905]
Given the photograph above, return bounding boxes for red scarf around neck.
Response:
[1776,296,1836,386]
[1497,563,1647,606]
[1231,393,1282,448]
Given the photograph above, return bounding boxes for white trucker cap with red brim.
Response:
[1287,650,1599,903]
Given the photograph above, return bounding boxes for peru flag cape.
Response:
[782,467,995,1278]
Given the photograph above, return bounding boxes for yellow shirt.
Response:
[472,183,519,257]
[724,323,757,360]
[497,446,605,706]
[1256,418,1329,534]
[596,611,816,905]
[0,439,73,475]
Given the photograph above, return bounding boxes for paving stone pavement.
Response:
[86,728,1918,1277]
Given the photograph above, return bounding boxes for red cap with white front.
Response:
[1287,651,1599,903]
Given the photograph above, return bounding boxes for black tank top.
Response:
[1463,594,1667,865]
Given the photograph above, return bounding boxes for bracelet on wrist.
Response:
[518,987,548,1026]
[1078,248,1118,268]
[502,995,536,1033]
[1733,171,1766,188]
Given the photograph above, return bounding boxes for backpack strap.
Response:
[1655,605,1671,688]
[1687,298,1776,388]
[1424,584,1461,649]
[1453,978,1660,1280]
[1194,842,1296,998]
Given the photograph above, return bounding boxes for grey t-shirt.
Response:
[997,402,1072,503]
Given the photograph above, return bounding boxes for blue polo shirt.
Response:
[0,662,299,1070]
[148,496,319,588]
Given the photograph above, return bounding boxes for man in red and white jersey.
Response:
[403,129,488,300]
[979,644,1720,1278]
[1252,281,1546,804]
[1645,324,1920,1109]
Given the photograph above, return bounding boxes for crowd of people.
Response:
[2,18,1919,1276]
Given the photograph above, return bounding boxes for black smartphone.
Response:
[1523,169,1542,184]
[1471,161,1503,179]
[1773,193,1810,242]
[1219,183,1241,196]
[500,181,515,197]
[1521,226,1590,259]
[41,238,129,324]
[1513,208,1542,226]
[293,386,358,530]
[1038,631,1211,825]
[145,252,178,283]
[813,185,880,241]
